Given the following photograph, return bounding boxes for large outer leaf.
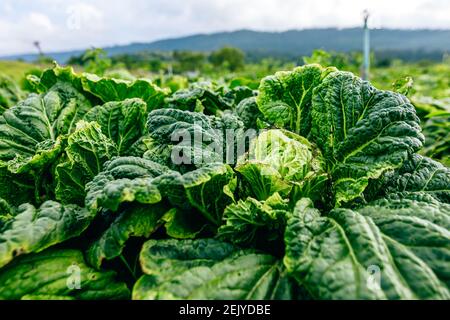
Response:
[311,71,424,205]
[235,96,262,130]
[284,198,450,299]
[147,108,220,169]
[155,163,235,225]
[27,64,91,97]
[81,73,168,112]
[257,64,335,135]
[224,85,256,107]
[359,195,450,288]
[0,201,92,268]
[84,98,147,155]
[146,108,245,169]
[28,64,167,111]
[55,121,118,205]
[365,154,450,204]
[165,86,231,115]
[133,239,295,300]
[87,203,168,269]
[0,84,91,173]
[0,249,130,300]
[85,157,169,211]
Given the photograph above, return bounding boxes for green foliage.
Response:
[84,98,147,154]
[0,62,448,301]
[257,64,335,135]
[421,111,450,166]
[210,46,246,72]
[284,198,450,299]
[0,249,129,299]
[0,201,92,268]
[55,121,118,205]
[0,74,25,113]
[68,48,112,76]
[236,129,327,203]
[303,49,352,71]
[217,193,289,248]
[134,239,295,300]
[173,51,206,73]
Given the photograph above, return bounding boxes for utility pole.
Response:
[33,41,44,56]
[362,10,370,80]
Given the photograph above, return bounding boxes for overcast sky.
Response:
[1,0,449,56]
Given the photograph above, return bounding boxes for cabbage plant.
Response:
[0,64,448,300]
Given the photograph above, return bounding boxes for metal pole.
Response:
[33,41,44,56]
[362,10,370,80]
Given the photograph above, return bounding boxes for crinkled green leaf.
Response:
[235,96,262,129]
[0,249,130,300]
[236,162,291,201]
[284,198,450,299]
[84,98,147,155]
[81,73,167,111]
[166,86,231,115]
[156,163,235,225]
[27,64,89,96]
[133,238,295,300]
[359,195,450,288]
[311,71,424,205]
[142,137,176,169]
[28,64,167,112]
[392,76,414,96]
[257,64,335,135]
[87,203,168,269]
[218,193,289,247]
[224,85,255,106]
[0,84,91,173]
[147,108,245,169]
[0,201,92,268]
[0,198,12,215]
[127,135,153,158]
[85,157,169,211]
[55,121,118,205]
[366,154,450,204]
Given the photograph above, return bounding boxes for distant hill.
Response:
[2,28,450,63]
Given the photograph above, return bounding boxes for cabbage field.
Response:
[0,58,449,300]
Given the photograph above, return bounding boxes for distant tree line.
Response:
[65,46,449,77]
[67,46,246,74]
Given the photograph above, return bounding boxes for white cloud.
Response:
[65,2,104,31]
[0,0,449,55]
[27,12,54,31]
